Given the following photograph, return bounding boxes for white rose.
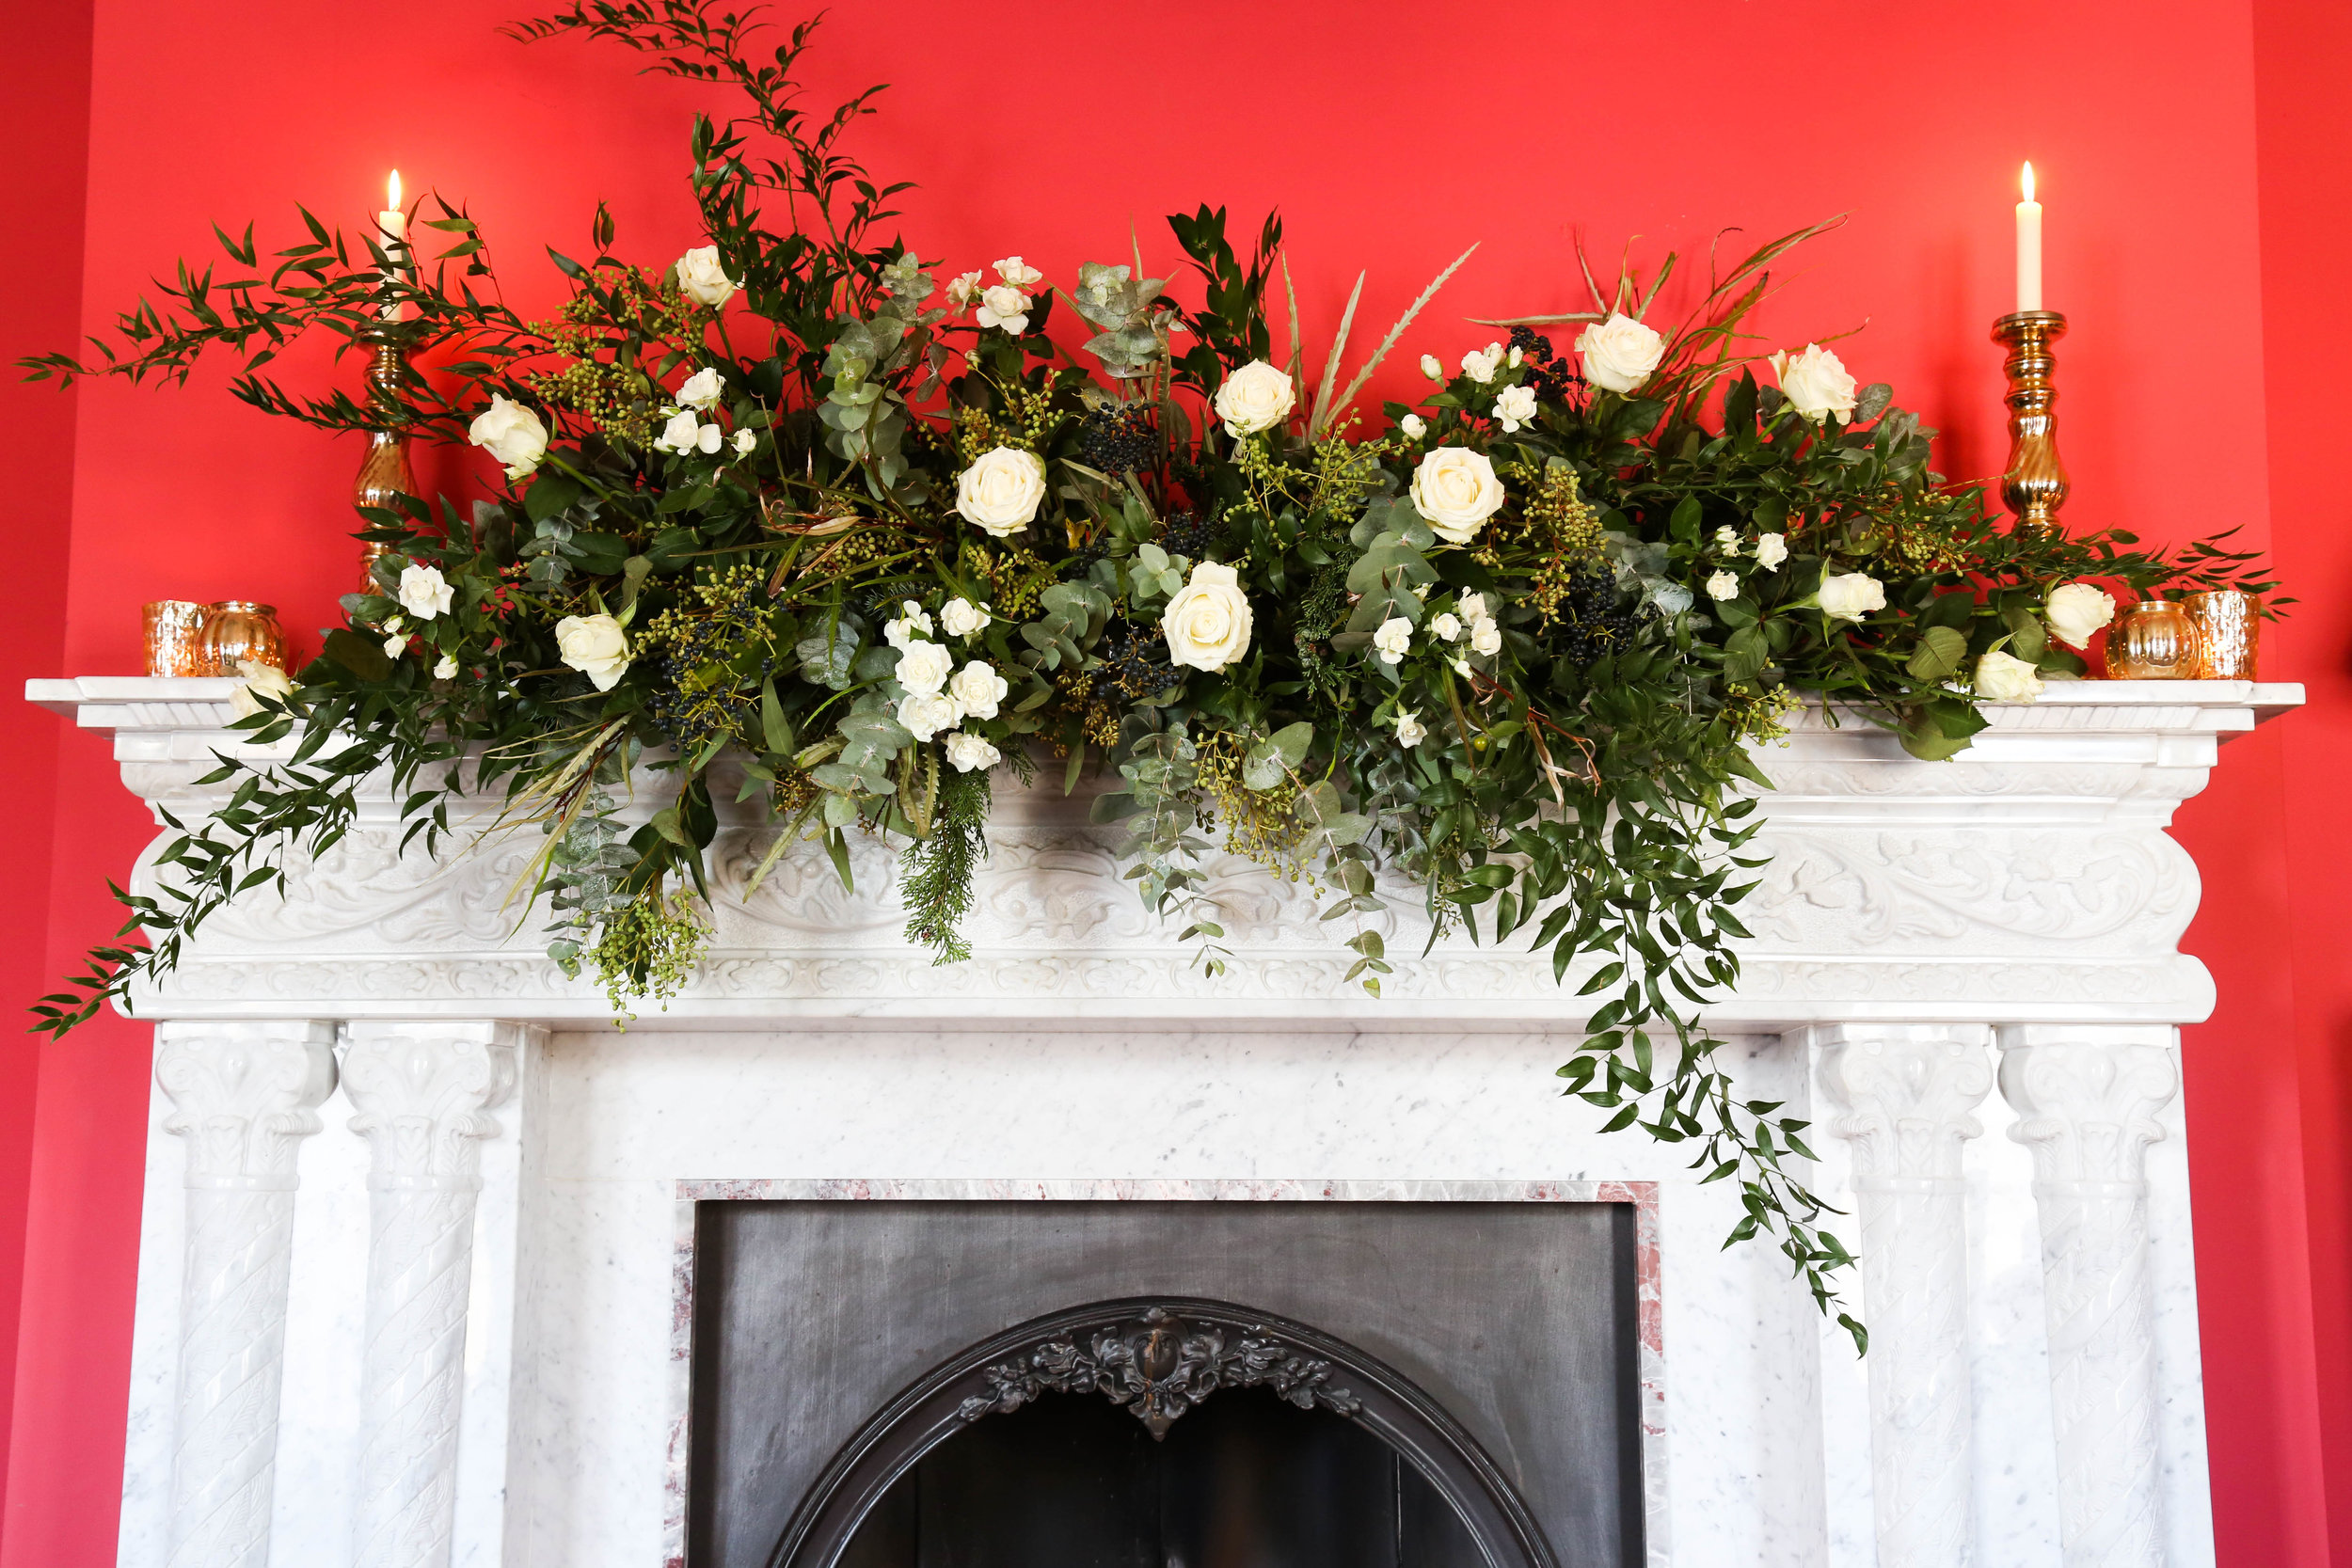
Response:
[955,447,1047,537]
[896,689,960,742]
[1493,384,1539,434]
[946,659,1009,721]
[975,284,1030,334]
[1460,342,1503,384]
[1818,571,1886,623]
[397,563,453,621]
[894,640,953,695]
[1373,616,1413,665]
[1409,447,1506,546]
[229,657,294,718]
[993,256,1044,289]
[1755,532,1788,570]
[1574,313,1666,394]
[940,597,992,639]
[1976,649,2045,705]
[1457,592,1490,623]
[676,367,723,409]
[732,429,756,456]
[1508,345,1525,368]
[653,409,702,455]
[694,423,722,455]
[381,631,407,659]
[554,613,631,691]
[382,616,405,635]
[942,731,1001,773]
[1470,619,1502,657]
[2046,581,2118,649]
[433,653,458,680]
[1394,709,1427,748]
[1213,359,1295,436]
[947,271,983,308]
[1160,561,1254,672]
[467,394,548,479]
[1714,525,1740,552]
[884,601,934,650]
[1400,413,1427,439]
[1430,611,1463,642]
[1770,343,1858,423]
[1706,570,1739,601]
[674,245,740,308]
[1420,354,1443,381]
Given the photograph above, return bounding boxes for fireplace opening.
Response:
[836,1383,1485,1568]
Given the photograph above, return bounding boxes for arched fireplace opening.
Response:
[770,1299,1559,1568]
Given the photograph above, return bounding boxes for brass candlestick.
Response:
[354,332,416,595]
[1993,309,2070,534]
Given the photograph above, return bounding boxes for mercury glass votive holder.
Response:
[2105,599,2200,680]
[2185,591,2260,679]
[142,600,212,676]
[196,601,289,676]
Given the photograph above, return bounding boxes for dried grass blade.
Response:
[1282,254,1303,388]
[1324,240,1478,431]
[1309,270,1365,437]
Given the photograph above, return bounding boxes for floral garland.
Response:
[23,0,2280,1338]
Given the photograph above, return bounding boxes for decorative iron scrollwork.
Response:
[953,1305,1362,1439]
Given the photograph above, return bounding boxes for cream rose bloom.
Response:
[732,429,756,456]
[1459,343,1503,384]
[1409,447,1506,546]
[884,600,934,650]
[946,659,1009,721]
[397,562,453,621]
[674,245,740,308]
[943,731,1001,773]
[1470,619,1503,657]
[1457,592,1490,623]
[896,690,959,742]
[467,394,548,479]
[1706,570,1739,601]
[946,270,983,309]
[1976,649,2046,705]
[993,256,1044,289]
[676,367,723,409]
[955,447,1047,537]
[1770,343,1858,423]
[653,410,703,455]
[1430,611,1463,642]
[554,613,630,690]
[893,640,953,696]
[1373,616,1413,665]
[1400,413,1427,439]
[1161,561,1254,672]
[975,284,1030,334]
[230,657,294,719]
[1213,359,1295,436]
[382,631,408,660]
[1818,571,1886,623]
[1755,532,1789,570]
[1494,384,1539,434]
[432,653,458,680]
[2046,581,2118,649]
[1574,313,1666,393]
[1420,354,1443,381]
[940,597,992,639]
[1394,709,1427,748]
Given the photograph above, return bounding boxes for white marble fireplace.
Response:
[27,675,2300,1568]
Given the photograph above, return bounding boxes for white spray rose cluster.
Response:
[1459,591,1503,657]
[888,615,1009,768]
[969,256,1041,334]
[1213,359,1295,436]
[1409,447,1506,546]
[1160,561,1254,672]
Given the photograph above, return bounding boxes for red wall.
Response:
[2,0,2344,1561]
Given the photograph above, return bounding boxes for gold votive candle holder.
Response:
[2185,591,2260,679]
[2104,599,2200,679]
[196,601,289,676]
[142,600,212,676]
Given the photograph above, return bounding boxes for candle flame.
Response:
[387,168,403,211]
[2020,161,2036,203]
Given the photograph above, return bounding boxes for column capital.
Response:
[155,1020,339,1191]
[342,1021,522,1192]
[1994,1024,2177,1191]
[1801,1023,1994,1186]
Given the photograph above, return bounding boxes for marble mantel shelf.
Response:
[27,674,2302,1031]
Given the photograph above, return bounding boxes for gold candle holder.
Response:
[1993,309,2070,534]
[2105,599,2199,679]
[143,600,212,676]
[2185,590,2260,679]
[355,331,417,595]
[198,602,290,676]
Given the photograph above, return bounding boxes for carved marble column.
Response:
[1997,1024,2180,1568]
[342,1021,521,1568]
[1805,1023,1994,1568]
[154,1019,339,1568]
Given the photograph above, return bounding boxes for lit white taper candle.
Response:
[2015,161,2042,313]
[377,169,405,322]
